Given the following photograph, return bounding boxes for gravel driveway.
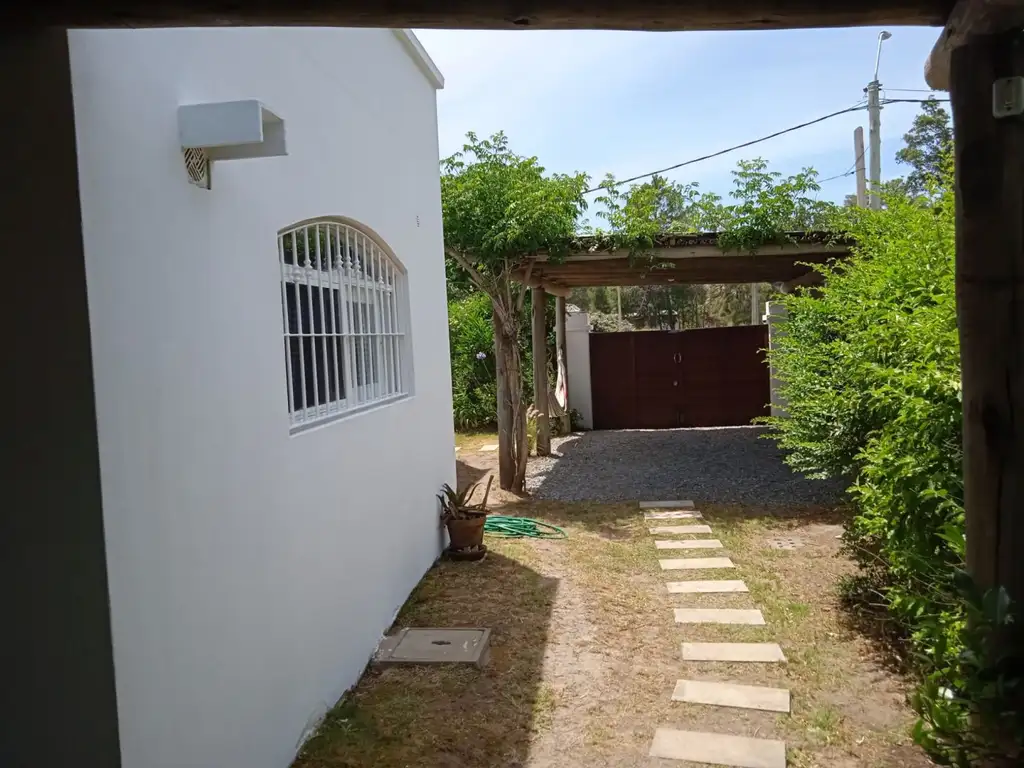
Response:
[525,427,846,505]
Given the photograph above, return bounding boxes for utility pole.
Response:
[854,126,868,207]
[750,283,760,325]
[867,30,891,210]
[616,286,622,329]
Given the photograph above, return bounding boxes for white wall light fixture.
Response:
[178,100,287,188]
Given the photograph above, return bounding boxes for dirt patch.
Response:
[296,450,932,768]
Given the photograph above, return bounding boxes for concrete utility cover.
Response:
[682,642,787,663]
[640,500,695,509]
[660,557,735,571]
[644,510,702,520]
[649,728,786,768]
[655,539,723,549]
[649,524,713,535]
[666,579,748,593]
[766,536,805,550]
[672,679,791,713]
[674,608,766,625]
[374,628,491,668]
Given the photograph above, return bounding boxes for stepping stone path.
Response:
[649,524,713,535]
[672,679,791,713]
[666,579,748,593]
[649,729,787,768]
[660,557,735,571]
[639,500,790,767]
[644,510,702,520]
[681,642,787,663]
[655,539,723,550]
[674,608,766,626]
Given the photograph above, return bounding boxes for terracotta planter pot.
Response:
[445,516,486,550]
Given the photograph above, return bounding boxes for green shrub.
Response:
[448,292,498,429]
[448,292,535,430]
[763,182,1021,762]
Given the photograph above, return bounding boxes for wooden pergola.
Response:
[513,231,850,292]
[7,3,1022,767]
[512,232,848,448]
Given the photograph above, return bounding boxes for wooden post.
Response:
[554,295,570,433]
[532,286,551,456]
[951,30,1024,614]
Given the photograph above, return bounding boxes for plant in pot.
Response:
[438,477,492,554]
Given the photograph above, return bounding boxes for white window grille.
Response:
[279,219,408,430]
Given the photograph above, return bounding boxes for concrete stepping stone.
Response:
[674,608,765,625]
[640,500,695,509]
[660,557,735,571]
[480,443,498,451]
[656,539,723,550]
[644,510,702,520]
[682,642,787,663]
[649,524,712,535]
[666,580,748,593]
[649,728,786,768]
[672,679,791,713]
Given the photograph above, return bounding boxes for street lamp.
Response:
[867,30,892,210]
[873,30,892,83]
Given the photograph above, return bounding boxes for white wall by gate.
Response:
[566,311,593,429]
[70,27,452,768]
[766,301,789,418]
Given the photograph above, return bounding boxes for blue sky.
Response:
[415,26,946,216]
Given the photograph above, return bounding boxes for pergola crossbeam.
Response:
[512,233,850,288]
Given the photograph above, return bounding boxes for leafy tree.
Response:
[895,97,953,198]
[586,159,827,329]
[587,286,613,314]
[716,159,832,251]
[441,132,587,491]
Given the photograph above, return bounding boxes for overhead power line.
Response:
[585,97,949,195]
[584,104,868,194]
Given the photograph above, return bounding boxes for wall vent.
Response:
[182,147,210,189]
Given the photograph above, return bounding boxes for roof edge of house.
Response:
[392,29,444,90]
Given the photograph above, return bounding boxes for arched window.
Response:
[278,218,408,430]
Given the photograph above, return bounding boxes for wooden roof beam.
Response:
[7,0,955,31]
[925,0,1024,91]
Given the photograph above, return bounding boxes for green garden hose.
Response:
[484,516,567,539]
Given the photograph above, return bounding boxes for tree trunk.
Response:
[492,310,515,489]
[492,301,528,492]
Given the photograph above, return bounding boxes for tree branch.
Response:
[446,247,489,293]
[516,260,534,314]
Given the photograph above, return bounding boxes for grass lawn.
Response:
[293,489,932,768]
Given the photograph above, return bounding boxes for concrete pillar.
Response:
[766,301,788,419]
[531,287,550,455]
[554,296,570,433]
[565,311,593,429]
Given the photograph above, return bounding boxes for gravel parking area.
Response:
[525,427,846,505]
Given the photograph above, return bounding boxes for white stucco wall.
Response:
[566,312,593,429]
[69,28,453,768]
[766,301,789,419]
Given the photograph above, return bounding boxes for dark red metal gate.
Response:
[589,326,770,429]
